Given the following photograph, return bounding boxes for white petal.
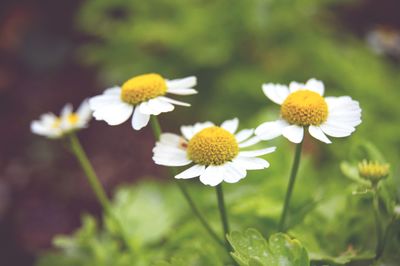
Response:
[289,81,305,93]
[319,121,355,138]
[239,147,276,157]
[77,100,92,122]
[61,103,73,117]
[166,76,197,90]
[221,118,239,134]
[180,121,214,140]
[148,98,175,114]
[305,78,324,95]
[282,125,304,143]
[221,163,247,184]
[131,107,150,130]
[104,86,122,95]
[159,96,191,107]
[262,83,290,104]
[153,157,192,167]
[159,133,183,146]
[255,120,289,140]
[232,156,270,170]
[192,122,214,135]
[167,88,198,95]
[199,166,224,186]
[90,95,133,126]
[325,96,362,129]
[180,125,195,140]
[308,125,331,144]
[235,129,254,143]
[175,164,206,179]
[238,136,262,148]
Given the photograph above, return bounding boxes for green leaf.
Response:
[227,228,309,266]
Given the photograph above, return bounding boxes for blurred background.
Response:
[1,0,400,265]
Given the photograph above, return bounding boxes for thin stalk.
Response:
[279,141,303,232]
[372,187,384,259]
[150,116,224,247]
[67,132,130,249]
[216,184,231,252]
[68,132,111,212]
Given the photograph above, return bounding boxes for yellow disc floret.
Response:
[281,90,328,126]
[121,73,167,105]
[358,160,389,183]
[67,113,79,125]
[187,126,239,166]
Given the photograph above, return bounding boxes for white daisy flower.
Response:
[31,100,92,139]
[255,78,362,144]
[89,73,197,130]
[152,118,276,186]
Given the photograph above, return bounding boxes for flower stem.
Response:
[68,132,111,212]
[216,183,231,252]
[67,132,130,249]
[150,116,224,247]
[279,141,303,232]
[372,187,384,259]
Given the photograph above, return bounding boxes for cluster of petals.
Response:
[88,76,197,130]
[153,118,276,186]
[31,100,91,138]
[255,79,362,144]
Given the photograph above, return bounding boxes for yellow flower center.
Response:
[358,160,389,183]
[281,90,328,126]
[187,126,239,166]
[121,73,167,105]
[67,113,79,125]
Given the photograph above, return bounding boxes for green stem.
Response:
[279,141,303,232]
[372,187,384,259]
[150,116,224,247]
[216,184,231,252]
[68,132,111,212]
[67,132,130,250]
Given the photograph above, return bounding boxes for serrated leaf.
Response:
[227,228,310,266]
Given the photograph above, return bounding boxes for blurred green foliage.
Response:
[37,0,400,265]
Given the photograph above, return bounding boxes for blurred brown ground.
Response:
[0,0,399,265]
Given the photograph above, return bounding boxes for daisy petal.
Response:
[167,88,198,95]
[104,86,121,95]
[305,78,324,95]
[282,125,304,143]
[255,120,289,140]
[175,164,206,179]
[90,95,133,126]
[149,98,175,114]
[262,83,290,104]
[232,156,270,170]
[319,122,355,138]
[308,125,331,144]
[235,129,254,143]
[131,107,150,130]
[61,103,73,117]
[166,76,197,90]
[221,118,239,134]
[199,166,224,186]
[159,96,191,107]
[77,100,92,122]
[222,162,247,183]
[238,136,261,148]
[289,81,305,93]
[159,133,183,146]
[239,147,276,157]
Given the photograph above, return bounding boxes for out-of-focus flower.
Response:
[255,78,362,144]
[358,160,389,184]
[31,100,91,138]
[152,118,276,186]
[366,26,400,57]
[89,73,197,130]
